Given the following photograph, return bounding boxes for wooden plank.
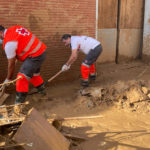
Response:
[98,0,118,29]
[120,0,144,29]
[48,115,104,123]
[0,142,31,149]
[13,108,70,150]
[0,93,9,105]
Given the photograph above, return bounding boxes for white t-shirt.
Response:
[71,36,100,54]
[5,42,18,59]
[3,29,18,59]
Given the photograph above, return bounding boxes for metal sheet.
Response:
[98,0,118,29]
[120,0,144,29]
[13,108,70,150]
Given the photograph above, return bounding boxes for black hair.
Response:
[61,34,71,41]
[0,25,5,32]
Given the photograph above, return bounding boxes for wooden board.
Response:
[0,93,10,105]
[13,108,70,150]
[120,0,144,29]
[98,0,118,29]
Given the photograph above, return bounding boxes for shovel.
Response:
[47,70,62,82]
[0,77,22,105]
[0,69,63,104]
[28,70,63,95]
[0,86,9,105]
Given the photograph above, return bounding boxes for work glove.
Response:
[4,79,10,83]
[0,79,10,91]
[61,64,70,72]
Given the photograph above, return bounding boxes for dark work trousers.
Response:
[19,51,46,78]
[83,44,102,66]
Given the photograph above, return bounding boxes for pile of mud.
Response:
[79,80,150,113]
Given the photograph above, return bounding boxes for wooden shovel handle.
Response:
[0,86,6,99]
[48,70,62,83]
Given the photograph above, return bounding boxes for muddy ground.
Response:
[4,60,150,150]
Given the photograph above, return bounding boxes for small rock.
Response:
[142,87,148,95]
[148,94,150,99]
[90,88,102,98]
[100,141,106,146]
[126,87,144,103]
[87,100,95,108]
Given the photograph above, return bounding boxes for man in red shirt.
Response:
[0,25,46,104]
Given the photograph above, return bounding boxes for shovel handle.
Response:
[48,70,62,83]
[0,86,6,99]
[0,76,22,87]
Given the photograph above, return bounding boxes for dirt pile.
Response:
[78,80,150,113]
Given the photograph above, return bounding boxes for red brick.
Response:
[0,0,96,84]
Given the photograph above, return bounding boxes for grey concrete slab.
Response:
[97,29,117,63]
[143,0,150,58]
[119,29,142,61]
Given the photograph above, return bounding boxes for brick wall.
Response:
[0,0,96,84]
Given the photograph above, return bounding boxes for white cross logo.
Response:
[16,28,30,36]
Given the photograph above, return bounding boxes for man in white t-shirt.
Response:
[61,34,102,87]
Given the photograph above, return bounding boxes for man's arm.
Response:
[6,57,16,80]
[4,41,18,80]
[66,49,78,66]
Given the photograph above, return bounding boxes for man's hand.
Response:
[61,64,70,72]
[4,78,10,83]
[0,79,10,91]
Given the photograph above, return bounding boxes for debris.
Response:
[0,102,29,127]
[0,107,8,118]
[52,119,63,131]
[148,93,150,99]
[0,116,25,127]
[13,108,70,150]
[142,87,148,95]
[0,142,33,149]
[3,101,29,108]
[87,99,95,108]
[14,104,23,115]
[81,87,102,98]
[63,133,87,142]
[126,87,145,103]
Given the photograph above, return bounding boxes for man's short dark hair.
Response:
[61,34,71,40]
[0,25,5,32]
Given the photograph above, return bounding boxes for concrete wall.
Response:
[143,0,150,58]
[0,0,96,83]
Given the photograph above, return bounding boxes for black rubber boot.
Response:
[89,74,96,80]
[15,92,27,104]
[80,79,89,87]
[36,82,46,95]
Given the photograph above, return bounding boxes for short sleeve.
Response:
[5,41,18,59]
[71,38,79,50]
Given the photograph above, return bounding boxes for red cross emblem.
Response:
[16,28,30,36]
